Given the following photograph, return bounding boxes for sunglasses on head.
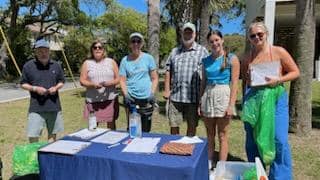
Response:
[131,39,142,44]
[93,46,103,50]
[249,32,265,39]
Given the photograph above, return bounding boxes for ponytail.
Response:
[221,47,229,71]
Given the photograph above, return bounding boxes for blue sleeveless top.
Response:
[202,53,235,85]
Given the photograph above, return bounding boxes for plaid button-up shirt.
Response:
[165,42,209,103]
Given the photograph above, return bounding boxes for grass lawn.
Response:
[0,82,320,179]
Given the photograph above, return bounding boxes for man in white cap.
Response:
[164,22,208,136]
[20,38,65,143]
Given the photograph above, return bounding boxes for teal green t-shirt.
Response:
[119,53,157,99]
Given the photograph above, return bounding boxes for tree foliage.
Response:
[0,0,86,78]
[161,0,245,46]
[223,33,245,57]
[61,1,176,73]
[96,2,147,61]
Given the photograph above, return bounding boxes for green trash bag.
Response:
[12,142,47,176]
[242,86,285,165]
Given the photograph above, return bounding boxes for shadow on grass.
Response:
[312,103,320,129]
[157,100,167,116]
[10,174,39,180]
[211,151,246,162]
[71,89,85,97]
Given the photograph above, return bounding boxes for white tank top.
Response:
[85,58,117,103]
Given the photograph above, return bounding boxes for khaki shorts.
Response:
[166,101,199,127]
[27,111,64,137]
[200,84,236,118]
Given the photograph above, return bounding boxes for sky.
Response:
[0,0,244,35]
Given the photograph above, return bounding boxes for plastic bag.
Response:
[12,142,47,176]
[242,86,285,165]
[243,167,257,180]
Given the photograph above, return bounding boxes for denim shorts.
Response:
[27,111,64,137]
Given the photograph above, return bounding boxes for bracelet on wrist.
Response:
[32,86,36,92]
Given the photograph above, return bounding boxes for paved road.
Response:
[0,81,80,103]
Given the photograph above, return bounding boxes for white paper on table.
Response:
[122,137,161,154]
[68,128,109,140]
[169,136,203,144]
[250,61,280,87]
[39,140,91,155]
[90,131,129,144]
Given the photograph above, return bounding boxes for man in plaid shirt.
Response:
[164,22,208,136]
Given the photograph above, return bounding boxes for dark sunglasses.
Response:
[249,32,264,39]
[131,39,142,44]
[93,46,103,50]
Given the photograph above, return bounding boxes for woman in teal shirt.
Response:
[119,32,159,132]
[199,30,240,169]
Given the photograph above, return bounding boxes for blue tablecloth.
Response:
[38,132,209,180]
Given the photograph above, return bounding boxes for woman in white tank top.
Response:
[80,40,120,130]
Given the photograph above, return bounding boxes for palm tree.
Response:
[162,0,243,46]
[147,0,161,66]
[198,0,244,47]
[162,0,194,44]
[289,0,316,136]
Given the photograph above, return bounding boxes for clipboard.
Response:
[250,61,280,86]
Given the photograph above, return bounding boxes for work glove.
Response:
[124,94,134,106]
[147,93,156,104]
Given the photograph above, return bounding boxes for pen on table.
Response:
[107,143,120,149]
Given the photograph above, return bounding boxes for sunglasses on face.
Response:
[131,39,142,44]
[93,46,103,50]
[249,32,265,40]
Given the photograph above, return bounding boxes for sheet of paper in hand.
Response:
[250,61,280,87]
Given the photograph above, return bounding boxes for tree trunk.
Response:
[147,0,160,66]
[199,0,210,47]
[289,0,315,136]
[8,0,19,41]
[175,0,193,45]
[0,43,9,78]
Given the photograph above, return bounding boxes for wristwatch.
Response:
[32,86,37,92]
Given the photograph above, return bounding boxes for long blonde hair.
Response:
[247,22,269,38]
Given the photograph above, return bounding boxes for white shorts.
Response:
[200,85,235,118]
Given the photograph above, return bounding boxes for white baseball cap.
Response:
[129,32,144,40]
[34,39,50,49]
[182,22,196,32]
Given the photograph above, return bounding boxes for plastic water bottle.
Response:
[129,106,141,138]
[88,111,97,131]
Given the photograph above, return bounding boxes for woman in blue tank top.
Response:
[199,30,240,169]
